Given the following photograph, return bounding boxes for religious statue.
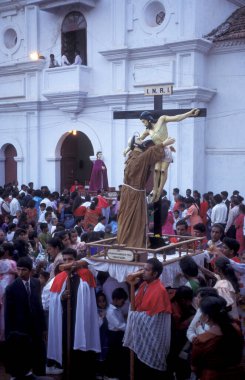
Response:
[118,136,175,249]
[124,108,200,203]
[89,151,109,192]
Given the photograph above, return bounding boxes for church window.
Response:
[4,28,17,49]
[144,1,165,27]
[61,11,87,65]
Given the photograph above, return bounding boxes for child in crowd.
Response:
[1,215,11,234]
[106,287,129,380]
[38,270,50,290]
[69,229,86,258]
[6,223,16,242]
[173,210,181,234]
[96,291,109,379]
[38,202,47,223]
[193,223,207,250]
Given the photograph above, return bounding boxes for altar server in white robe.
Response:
[47,248,101,379]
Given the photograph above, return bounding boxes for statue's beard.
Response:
[146,121,153,130]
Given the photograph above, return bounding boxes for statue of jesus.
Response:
[124,108,200,202]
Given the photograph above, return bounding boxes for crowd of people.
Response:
[0,180,245,379]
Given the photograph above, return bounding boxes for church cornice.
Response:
[0,59,46,76]
[99,39,212,61]
[0,87,216,113]
[26,0,97,11]
[0,1,25,12]
[86,87,216,108]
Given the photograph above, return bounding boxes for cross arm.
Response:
[113,108,207,120]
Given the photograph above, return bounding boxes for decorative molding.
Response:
[169,87,217,103]
[43,91,88,113]
[26,0,97,11]
[14,156,24,162]
[46,156,62,162]
[0,59,46,76]
[0,86,217,113]
[206,148,245,155]
[0,1,25,13]
[99,39,212,61]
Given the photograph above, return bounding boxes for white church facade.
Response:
[0,0,244,196]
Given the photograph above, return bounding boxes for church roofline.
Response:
[204,6,245,43]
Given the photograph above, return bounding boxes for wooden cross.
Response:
[113,85,207,238]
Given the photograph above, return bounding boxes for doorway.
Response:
[4,144,17,185]
[60,131,93,192]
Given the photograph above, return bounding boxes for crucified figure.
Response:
[135,108,200,202]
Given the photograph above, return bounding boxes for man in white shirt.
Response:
[94,216,106,232]
[61,51,70,66]
[225,196,241,237]
[9,191,21,217]
[73,50,82,65]
[211,194,227,228]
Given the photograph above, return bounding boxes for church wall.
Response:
[205,48,245,195]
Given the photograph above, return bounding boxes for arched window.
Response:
[61,11,87,65]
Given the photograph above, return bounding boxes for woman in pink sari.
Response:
[161,199,174,235]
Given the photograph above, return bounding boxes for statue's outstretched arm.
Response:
[162,108,200,123]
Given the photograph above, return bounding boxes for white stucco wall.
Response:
[0,0,244,197]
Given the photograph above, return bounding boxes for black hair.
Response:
[96,290,108,306]
[176,219,188,229]
[112,287,128,301]
[17,256,33,271]
[213,194,222,204]
[147,257,163,278]
[215,256,240,293]
[47,237,63,250]
[211,223,224,234]
[221,191,228,198]
[0,242,14,257]
[196,286,219,299]
[90,197,98,210]
[39,222,48,232]
[193,223,206,233]
[179,256,199,277]
[139,111,155,123]
[172,285,193,302]
[222,237,240,255]
[62,247,77,258]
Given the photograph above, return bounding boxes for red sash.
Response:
[135,279,172,316]
[50,268,96,293]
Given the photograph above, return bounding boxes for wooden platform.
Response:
[85,235,208,288]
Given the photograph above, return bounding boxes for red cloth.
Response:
[70,184,84,193]
[135,279,172,316]
[73,205,87,217]
[200,201,209,225]
[50,268,96,293]
[97,195,109,208]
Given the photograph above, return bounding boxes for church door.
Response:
[60,131,93,192]
[4,144,17,185]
